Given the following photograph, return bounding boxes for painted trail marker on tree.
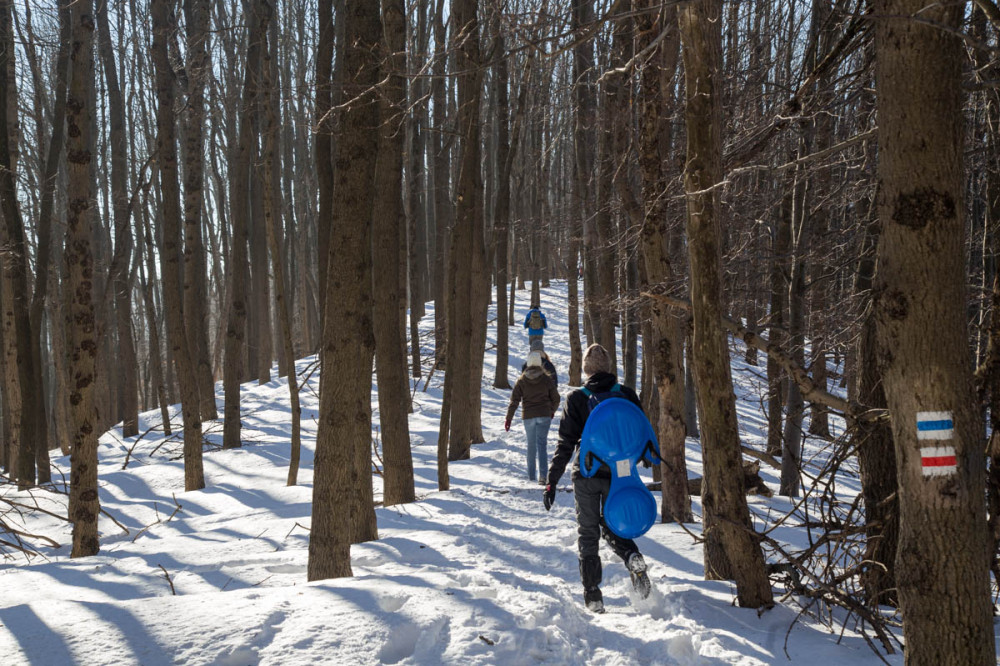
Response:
[917,411,957,477]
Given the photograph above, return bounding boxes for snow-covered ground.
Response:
[1,281,986,665]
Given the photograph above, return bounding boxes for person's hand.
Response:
[504,418,511,432]
[543,484,556,511]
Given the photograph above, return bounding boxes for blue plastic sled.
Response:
[579,398,663,540]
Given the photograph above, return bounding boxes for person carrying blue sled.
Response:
[542,343,661,613]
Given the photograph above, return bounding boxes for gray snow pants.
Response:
[573,474,640,564]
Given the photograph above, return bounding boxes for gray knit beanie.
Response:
[582,344,611,377]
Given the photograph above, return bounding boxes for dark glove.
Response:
[504,418,511,432]
[543,484,556,511]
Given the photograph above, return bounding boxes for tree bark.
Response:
[444,0,483,462]
[678,0,773,608]
[258,6,301,487]
[430,0,450,369]
[374,0,415,506]
[27,0,70,468]
[635,1,691,524]
[138,202,172,436]
[491,24,513,391]
[224,0,269,450]
[766,190,790,457]
[61,0,100,556]
[308,0,381,582]
[152,0,205,491]
[315,0,334,327]
[873,1,994,661]
[0,0,40,489]
[183,0,217,420]
[95,0,138,442]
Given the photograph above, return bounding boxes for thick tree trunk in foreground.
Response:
[61,0,100,556]
[874,1,994,662]
[678,0,772,609]
[309,0,381,581]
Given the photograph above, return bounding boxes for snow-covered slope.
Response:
[0,281,943,665]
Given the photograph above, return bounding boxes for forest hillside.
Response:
[0,282,956,665]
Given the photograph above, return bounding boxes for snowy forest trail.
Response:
[0,282,912,665]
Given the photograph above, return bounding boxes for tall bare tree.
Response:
[152,0,205,491]
[224,0,271,451]
[678,0,772,608]
[96,0,138,441]
[258,0,301,487]
[183,0,218,421]
[635,0,691,524]
[0,0,40,489]
[444,0,484,462]
[873,1,994,661]
[308,0,381,581]
[374,0,415,506]
[61,0,100,556]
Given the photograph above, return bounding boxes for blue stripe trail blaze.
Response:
[916,419,953,431]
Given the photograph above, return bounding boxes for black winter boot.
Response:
[583,587,605,613]
[580,556,604,613]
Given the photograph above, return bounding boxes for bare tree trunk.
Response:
[766,191,790,457]
[308,0,380,582]
[224,1,270,450]
[374,0,415,506]
[874,1,994,660]
[491,24,513,391]
[678,0,772,608]
[0,0,39,490]
[431,0,450,369]
[406,0,429,380]
[315,0,334,326]
[853,215,898,607]
[138,204,172,436]
[573,0,600,352]
[780,163,807,497]
[27,0,70,466]
[96,0,139,443]
[445,0,483,462]
[636,1,691,524]
[61,0,100,556]
[183,0,218,420]
[259,7,301,487]
[251,145,273,384]
[152,0,205,491]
